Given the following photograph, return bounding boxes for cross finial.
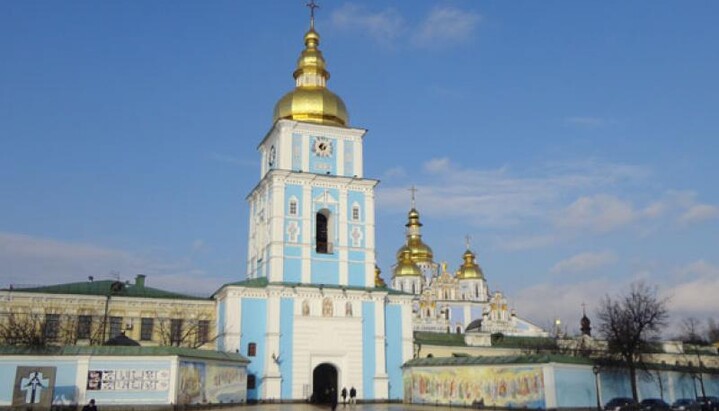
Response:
[581,302,587,316]
[408,185,418,208]
[465,235,472,250]
[306,0,319,28]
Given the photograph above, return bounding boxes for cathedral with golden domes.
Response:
[390,205,548,338]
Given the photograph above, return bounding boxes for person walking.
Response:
[82,399,98,411]
[330,388,338,411]
[341,387,348,405]
[349,386,356,405]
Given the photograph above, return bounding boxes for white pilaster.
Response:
[264,291,282,399]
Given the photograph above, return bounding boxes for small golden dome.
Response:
[393,249,422,277]
[456,249,484,280]
[374,265,387,287]
[272,28,349,127]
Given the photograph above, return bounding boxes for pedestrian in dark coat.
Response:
[349,386,356,404]
[341,387,348,405]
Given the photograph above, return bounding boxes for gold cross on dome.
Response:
[306,0,319,28]
[465,235,472,250]
[408,185,418,208]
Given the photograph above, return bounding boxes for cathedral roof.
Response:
[393,249,422,277]
[395,207,434,263]
[272,23,349,127]
[456,248,484,280]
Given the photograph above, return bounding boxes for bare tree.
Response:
[0,311,83,347]
[707,319,719,343]
[597,281,669,401]
[681,317,706,345]
[156,312,217,349]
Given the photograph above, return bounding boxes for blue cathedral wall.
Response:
[279,298,294,399]
[362,302,376,399]
[241,298,267,401]
[385,304,404,400]
[292,133,302,171]
[309,136,337,175]
[554,366,596,407]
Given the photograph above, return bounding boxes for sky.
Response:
[1,1,718,336]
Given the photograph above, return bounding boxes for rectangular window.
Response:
[44,314,60,341]
[77,315,92,339]
[248,342,257,357]
[140,318,154,341]
[170,319,183,345]
[352,207,359,221]
[289,201,297,215]
[197,320,210,345]
[109,316,123,337]
[247,374,256,390]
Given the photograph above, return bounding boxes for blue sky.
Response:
[1,1,718,334]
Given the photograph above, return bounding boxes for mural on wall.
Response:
[86,369,170,391]
[404,366,545,408]
[179,362,206,404]
[178,361,246,404]
[206,364,247,403]
[12,366,57,408]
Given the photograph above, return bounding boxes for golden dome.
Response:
[393,249,422,277]
[456,249,484,280]
[272,28,349,127]
[374,265,387,287]
[404,208,434,263]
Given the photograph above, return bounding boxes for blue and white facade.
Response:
[214,29,414,401]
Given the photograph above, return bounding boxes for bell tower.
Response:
[245,11,378,288]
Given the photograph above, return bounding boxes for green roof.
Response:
[215,277,411,296]
[0,345,249,363]
[490,334,559,349]
[405,354,592,368]
[415,332,467,347]
[7,280,209,301]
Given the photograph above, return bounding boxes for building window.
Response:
[345,302,353,317]
[109,316,123,338]
[351,205,360,221]
[44,314,60,341]
[170,319,183,345]
[248,342,257,357]
[197,320,210,345]
[247,374,256,390]
[316,210,329,253]
[456,326,462,334]
[77,315,92,339]
[140,318,154,341]
[289,199,298,216]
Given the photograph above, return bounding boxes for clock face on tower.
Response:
[312,137,333,158]
[268,145,276,167]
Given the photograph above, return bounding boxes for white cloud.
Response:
[377,158,648,228]
[330,3,405,44]
[382,166,407,179]
[556,194,636,233]
[550,251,617,275]
[664,260,719,317]
[0,232,222,296]
[496,234,557,251]
[678,204,719,225]
[412,6,481,47]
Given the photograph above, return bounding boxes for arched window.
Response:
[248,342,257,357]
[411,282,415,294]
[302,300,310,316]
[316,209,331,253]
[345,302,353,317]
[351,203,360,221]
[289,198,298,216]
[456,326,462,334]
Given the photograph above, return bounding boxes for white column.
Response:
[373,297,389,399]
[338,188,349,285]
[542,364,557,409]
[76,356,90,405]
[364,189,376,287]
[268,179,285,282]
[301,185,312,283]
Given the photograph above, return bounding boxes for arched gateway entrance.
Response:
[312,363,338,404]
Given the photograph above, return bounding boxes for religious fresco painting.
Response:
[178,361,206,404]
[178,361,246,404]
[404,366,545,408]
[86,368,171,391]
[12,366,56,408]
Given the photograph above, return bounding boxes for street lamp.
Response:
[593,365,602,411]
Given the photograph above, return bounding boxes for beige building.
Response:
[0,275,216,349]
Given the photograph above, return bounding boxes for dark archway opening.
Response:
[312,363,337,404]
[316,211,329,253]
